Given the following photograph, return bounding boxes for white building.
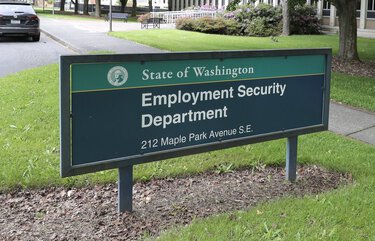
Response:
[320,0,375,30]
[170,0,375,31]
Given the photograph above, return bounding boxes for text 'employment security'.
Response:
[141,83,287,129]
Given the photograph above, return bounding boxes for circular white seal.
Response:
[107,66,128,87]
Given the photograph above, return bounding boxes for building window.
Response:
[368,0,375,18]
[323,0,330,10]
[369,0,375,11]
[322,0,330,16]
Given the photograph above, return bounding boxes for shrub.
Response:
[194,17,227,34]
[245,17,282,36]
[175,17,196,31]
[290,5,321,34]
[227,4,282,36]
[224,19,241,35]
[288,0,305,9]
[176,4,284,37]
[226,0,241,11]
[137,13,151,22]
[176,17,240,35]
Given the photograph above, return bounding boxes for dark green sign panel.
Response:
[60,50,331,177]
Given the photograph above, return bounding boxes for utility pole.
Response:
[109,0,113,32]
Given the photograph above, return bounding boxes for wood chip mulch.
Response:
[0,165,352,241]
[332,57,375,78]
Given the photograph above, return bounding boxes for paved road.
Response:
[0,33,73,78]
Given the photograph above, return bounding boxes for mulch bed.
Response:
[0,165,352,241]
[332,57,375,78]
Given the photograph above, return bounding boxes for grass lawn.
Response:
[109,29,375,61]
[331,73,375,112]
[1,31,375,240]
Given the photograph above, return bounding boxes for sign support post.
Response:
[286,136,298,182]
[118,165,133,212]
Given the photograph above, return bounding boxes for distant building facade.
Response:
[320,0,375,30]
[170,0,375,31]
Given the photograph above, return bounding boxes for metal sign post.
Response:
[286,136,298,181]
[118,165,133,212]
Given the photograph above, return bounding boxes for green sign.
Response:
[71,55,325,92]
[60,50,331,177]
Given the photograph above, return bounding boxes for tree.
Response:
[60,0,65,11]
[131,0,137,17]
[83,0,89,15]
[95,0,101,17]
[282,0,290,35]
[168,0,172,11]
[120,0,129,13]
[148,0,153,12]
[71,0,79,14]
[331,0,359,61]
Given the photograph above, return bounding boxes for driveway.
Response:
[0,33,73,78]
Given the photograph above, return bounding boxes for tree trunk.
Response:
[72,0,79,14]
[131,0,137,17]
[148,0,153,12]
[60,0,65,11]
[333,0,360,61]
[120,0,128,13]
[83,0,89,15]
[75,1,79,14]
[95,0,101,17]
[282,0,290,36]
[168,0,172,11]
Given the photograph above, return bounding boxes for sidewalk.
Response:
[323,26,375,39]
[40,17,375,146]
[40,16,172,54]
[329,102,375,145]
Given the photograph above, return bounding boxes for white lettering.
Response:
[237,83,287,98]
[142,69,173,80]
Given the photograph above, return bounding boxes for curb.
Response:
[41,28,84,54]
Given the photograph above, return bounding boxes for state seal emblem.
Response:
[107,66,128,87]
